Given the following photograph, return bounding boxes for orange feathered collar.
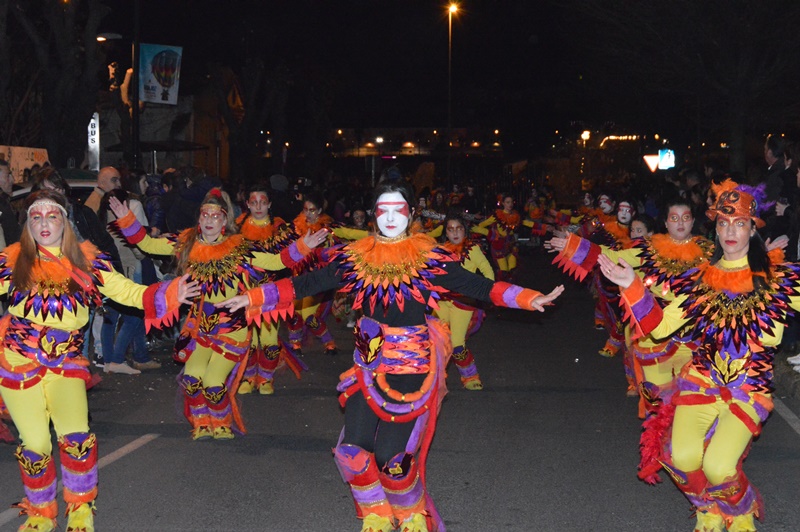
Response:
[700,262,764,294]
[293,212,333,235]
[178,232,248,263]
[347,232,436,267]
[650,234,705,261]
[495,209,520,228]
[603,220,631,243]
[4,241,99,285]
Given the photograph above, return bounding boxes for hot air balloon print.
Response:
[151,49,181,101]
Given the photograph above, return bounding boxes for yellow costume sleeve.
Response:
[95,264,148,309]
[333,226,369,241]
[467,246,495,280]
[426,225,444,239]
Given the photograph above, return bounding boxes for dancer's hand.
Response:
[597,254,635,288]
[544,236,566,252]
[765,234,789,251]
[177,274,200,304]
[529,284,565,311]
[303,229,329,249]
[108,196,130,219]
[216,295,249,312]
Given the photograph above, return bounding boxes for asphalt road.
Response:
[1,248,799,531]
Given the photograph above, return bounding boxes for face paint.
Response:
[716,215,753,261]
[446,219,467,245]
[617,201,633,224]
[247,192,271,220]
[375,191,410,238]
[28,205,65,247]
[598,195,614,214]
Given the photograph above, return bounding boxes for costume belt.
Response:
[0,315,88,389]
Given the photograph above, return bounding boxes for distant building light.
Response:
[720,143,729,149]
[284,142,290,147]
[376,137,384,144]
[337,129,343,135]
[494,129,500,135]
[403,142,415,148]
[599,135,640,147]
[365,142,375,148]
[471,141,480,148]
[492,142,501,147]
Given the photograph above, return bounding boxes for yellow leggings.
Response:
[434,301,472,348]
[296,295,322,320]
[253,321,279,347]
[183,328,248,389]
[671,395,760,485]
[495,254,516,272]
[0,373,89,455]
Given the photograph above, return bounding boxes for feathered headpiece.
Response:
[706,178,770,228]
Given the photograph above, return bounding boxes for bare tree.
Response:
[10,0,108,165]
[562,0,800,173]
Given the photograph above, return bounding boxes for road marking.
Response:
[0,433,160,527]
[773,397,800,436]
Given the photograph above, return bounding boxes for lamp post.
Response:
[447,3,458,188]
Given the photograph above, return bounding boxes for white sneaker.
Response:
[794,364,800,374]
[787,353,800,365]
[104,362,141,375]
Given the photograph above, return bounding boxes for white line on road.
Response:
[773,397,800,436]
[0,433,160,527]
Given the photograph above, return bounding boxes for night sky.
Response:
[102,1,585,156]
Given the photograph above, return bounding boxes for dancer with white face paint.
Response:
[218,174,564,532]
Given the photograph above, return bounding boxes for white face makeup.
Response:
[28,203,65,247]
[375,191,410,238]
[617,201,634,224]
[598,195,614,214]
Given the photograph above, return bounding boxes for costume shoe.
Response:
[237,380,254,394]
[727,513,757,532]
[361,513,394,532]
[191,425,213,441]
[258,379,275,395]
[694,510,725,532]
[65,503,94,532]
[212,426,234,440]
[17,516,56,532]
[463,378,483,391]
[399,513,428,532]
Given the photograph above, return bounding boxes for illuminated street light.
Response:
[447,3,459,186]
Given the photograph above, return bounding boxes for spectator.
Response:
[764,133,787,202]
[0,159,21,244]
[84,166,122,214]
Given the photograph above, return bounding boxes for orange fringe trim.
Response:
[4,241,99,286]
[186,234,247,263]
[603,220,631,244]
[348,233,436,267]
[442,241,466,255]
[649,234,704,261]
[494,209,520,227]
[701,263,765,294]
[239,217,283,241]
[293,213,333,235]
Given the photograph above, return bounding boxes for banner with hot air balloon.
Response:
[139,43,183,105]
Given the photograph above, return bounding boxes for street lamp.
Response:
[447,3,459,188]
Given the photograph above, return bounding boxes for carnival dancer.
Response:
[474,193,546,282]
[217,177,564,532]
[598,179,793,532]
[287,191,341,356]
[434,210,495,390]
[1,190,199,532]
[235,181,301,396]
[109,188,326,440]
[547,197,713,405]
